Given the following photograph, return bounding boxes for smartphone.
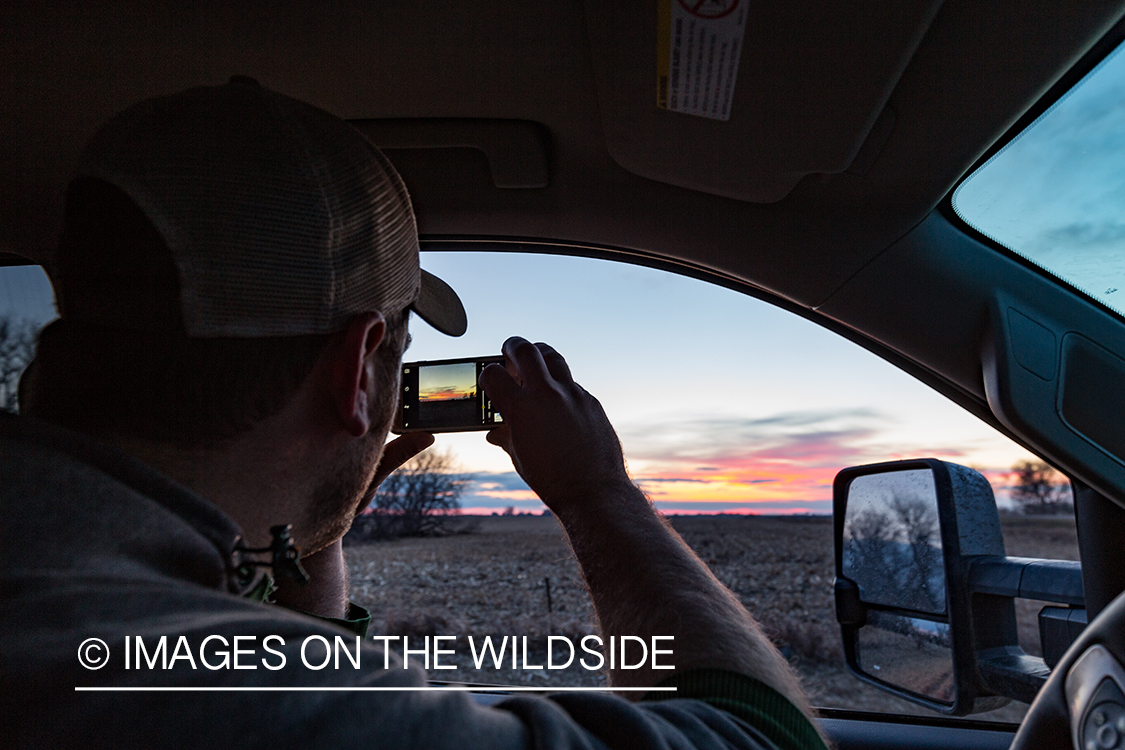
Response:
[395,356,506,433]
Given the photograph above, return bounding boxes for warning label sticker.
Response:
[657,0,749,121]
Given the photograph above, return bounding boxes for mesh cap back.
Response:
[73,77,466,338]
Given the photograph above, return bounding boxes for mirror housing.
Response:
[834,459,1038,715]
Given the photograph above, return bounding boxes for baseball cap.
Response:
[70,76,467,338]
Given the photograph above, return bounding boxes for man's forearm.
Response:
[478,338,813,715]
[558,482,811,714]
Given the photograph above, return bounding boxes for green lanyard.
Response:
[243,574,371,638]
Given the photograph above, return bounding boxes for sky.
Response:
[407,251,1042,515]
[953,40,1125,318]
[417,362,478,402]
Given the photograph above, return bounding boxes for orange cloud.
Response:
[419,385,476,402]
[474,489,540,501]
[633,454,836,507]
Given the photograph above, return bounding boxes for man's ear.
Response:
[327,312,387,437]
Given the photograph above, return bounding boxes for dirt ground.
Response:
[345,513,1079,723]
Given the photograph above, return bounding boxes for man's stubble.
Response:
[301,314,407,554]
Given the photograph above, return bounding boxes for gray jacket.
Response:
[0,412,810,750]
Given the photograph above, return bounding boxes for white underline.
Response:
[75,686,676,693]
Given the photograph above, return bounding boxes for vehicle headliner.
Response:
[3,2,1123,299]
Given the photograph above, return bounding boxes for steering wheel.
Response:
[1012,589,1125,750]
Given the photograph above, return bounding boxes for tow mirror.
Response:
[834,459,1085,715]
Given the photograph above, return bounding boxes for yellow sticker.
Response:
[658,0,749,121]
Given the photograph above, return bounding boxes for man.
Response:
[0,78,826,749]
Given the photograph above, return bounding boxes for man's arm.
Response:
[480,337,812,715]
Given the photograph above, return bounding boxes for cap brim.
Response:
[412,269,468,337]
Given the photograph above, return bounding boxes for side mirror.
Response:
[834,459,1084,715]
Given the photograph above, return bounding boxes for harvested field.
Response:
[345,513,1079,723]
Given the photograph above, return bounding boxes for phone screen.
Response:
[397,356,505,433]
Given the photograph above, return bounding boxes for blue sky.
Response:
[954,40,1125,317]
[0,266,56,325]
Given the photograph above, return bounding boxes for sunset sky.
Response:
[408,251,1041,515]
[417,362,478,402]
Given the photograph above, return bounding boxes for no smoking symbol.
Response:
[678,0,739,20]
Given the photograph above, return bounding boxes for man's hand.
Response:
[479,337,633,518]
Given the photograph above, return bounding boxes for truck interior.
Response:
[3,3,1125,748]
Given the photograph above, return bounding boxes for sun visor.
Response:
[583,0,942,203]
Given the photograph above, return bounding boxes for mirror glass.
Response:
[842,469,946,614]
[856,611,955,704]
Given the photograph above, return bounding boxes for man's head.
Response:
[27,78,466,548]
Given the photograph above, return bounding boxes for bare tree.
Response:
[348,448,472,540]
[1010,460,1072,516]
[843,494,944,614]
[0,317,37,413]
[889,494,944,612]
